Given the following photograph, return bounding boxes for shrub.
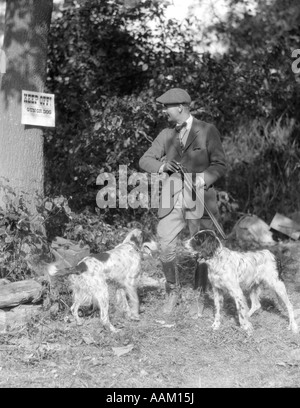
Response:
[223,118,300,221]
[0,181,73,280]
[44,0,300,228]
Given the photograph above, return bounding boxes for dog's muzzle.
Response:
[142,240,159,257]
[184,240,198,256]
[184,239,207,262]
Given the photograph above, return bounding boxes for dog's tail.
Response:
[47,261,88,277]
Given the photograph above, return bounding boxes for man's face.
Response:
[161,104,181,123]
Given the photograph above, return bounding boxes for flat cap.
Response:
[156,88,191,105]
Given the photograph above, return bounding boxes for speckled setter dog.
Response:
[48,229,157,332]
[185,230,298,334]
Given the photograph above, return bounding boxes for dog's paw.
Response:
[75,317,84,326]
[242,322,254,335]
[107,323,121,333]
[212,321,220,330]
[288,321,299,334]
[189,298,204,319]
[129,314,140,321]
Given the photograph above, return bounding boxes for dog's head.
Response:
[123,228,144,248]
[185,230,222,260]
[123,228,158,257]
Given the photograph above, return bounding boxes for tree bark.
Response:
[0,0,53,213]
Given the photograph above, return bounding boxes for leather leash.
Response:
[176,163,227,240]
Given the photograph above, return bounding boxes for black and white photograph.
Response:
[0,0,300,390]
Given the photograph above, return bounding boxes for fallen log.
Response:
[270,212,300,240]
[0,304,42,332]
[0,279,43,308]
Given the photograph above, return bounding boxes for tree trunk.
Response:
[0,0,53,214]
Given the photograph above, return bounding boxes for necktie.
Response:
[175,122,187,149]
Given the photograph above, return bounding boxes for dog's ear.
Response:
[203,233,220,257]
[123,229,142,246]
[127,233,144,250]
[194,231,204,245]
[132,229,144,247]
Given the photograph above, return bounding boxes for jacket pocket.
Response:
[192,145,206,151]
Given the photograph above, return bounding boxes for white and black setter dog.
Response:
[185,230,298,334]
[48,229,157,332]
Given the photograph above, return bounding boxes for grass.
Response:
[0,238,300,388]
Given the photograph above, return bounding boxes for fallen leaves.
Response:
[82,334,95,345]
[155,320,175,329]
[112,344,134,357]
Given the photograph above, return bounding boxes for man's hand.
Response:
[162,160,180,173]
[195,174,206,189]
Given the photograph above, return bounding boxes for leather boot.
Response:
[189,262,208,319]
[161,261,180,315]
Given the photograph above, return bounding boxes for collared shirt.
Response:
[159,115,193,174]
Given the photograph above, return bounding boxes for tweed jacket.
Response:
[139,117,227,218]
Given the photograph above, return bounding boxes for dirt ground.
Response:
[0,241,300,389]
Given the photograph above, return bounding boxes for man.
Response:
[139,88,226,316]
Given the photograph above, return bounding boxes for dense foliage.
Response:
[1,0,299,281]
[45,0,299,223]
[0,182,52,280]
